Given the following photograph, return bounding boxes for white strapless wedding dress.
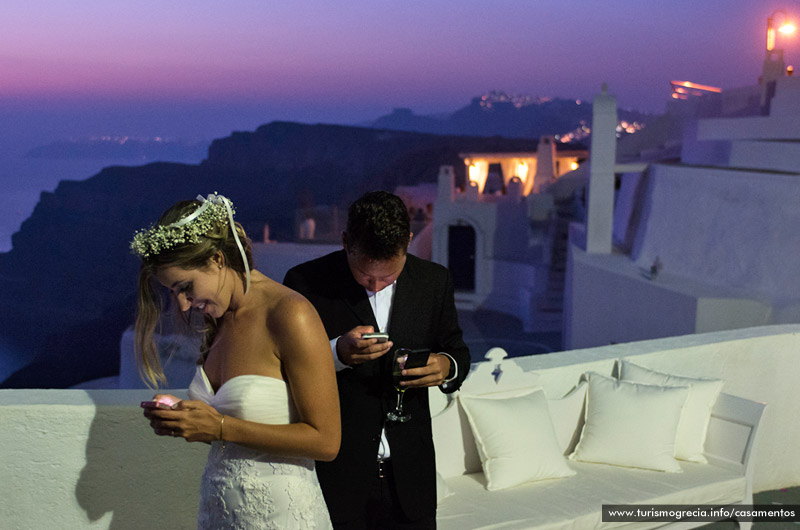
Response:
[188,366,332,530]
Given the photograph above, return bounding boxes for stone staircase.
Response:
[528,198,575,332]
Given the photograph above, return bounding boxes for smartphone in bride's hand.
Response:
[140,401,172,410]
[140,396,179,409]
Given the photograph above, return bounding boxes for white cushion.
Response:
[546,382,588,454]
[618,360,723,463]
[432,398,482,478]
[459,389,575,491]
[569,373,688,472]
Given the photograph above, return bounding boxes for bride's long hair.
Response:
[134,199,253,388]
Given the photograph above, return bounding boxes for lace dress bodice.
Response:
[188,366,332,530]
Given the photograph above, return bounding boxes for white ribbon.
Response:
[182,193,251,293]
[171,197,211,227]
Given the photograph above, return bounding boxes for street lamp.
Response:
[766,10,796,53]
[762,10,797,109]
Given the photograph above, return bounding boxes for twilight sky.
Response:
[3,0,799,148]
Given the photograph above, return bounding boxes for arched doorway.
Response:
[448,224,476,292]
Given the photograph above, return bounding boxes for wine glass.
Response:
[386,348,412,423]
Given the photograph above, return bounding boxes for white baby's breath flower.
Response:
[130,193,234,259]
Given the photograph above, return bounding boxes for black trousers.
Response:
[332,460,436,530]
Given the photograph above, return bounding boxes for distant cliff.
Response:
[0,121,560,388]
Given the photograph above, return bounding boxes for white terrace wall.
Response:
[1,325,799,530]
[564,244,773,350]
[0,389,207,530]
[630,165,800,303]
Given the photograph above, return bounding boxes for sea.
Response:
[0,157,115,252]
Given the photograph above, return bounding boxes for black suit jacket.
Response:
[284,250,470,522]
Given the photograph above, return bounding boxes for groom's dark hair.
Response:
[344,191,411,260]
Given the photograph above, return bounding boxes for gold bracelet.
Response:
[219,414,226,452]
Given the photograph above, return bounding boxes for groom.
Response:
[284,191,470,529]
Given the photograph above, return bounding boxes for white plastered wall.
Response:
[631,164,800,302]
[0,389,206,530]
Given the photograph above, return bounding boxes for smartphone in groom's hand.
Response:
[403,349,430,370]
[362,332,389,343]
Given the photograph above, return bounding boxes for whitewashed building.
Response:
[431,139,587,333]
[566,74,800,349]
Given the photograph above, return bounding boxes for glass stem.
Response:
[395,389,406,414]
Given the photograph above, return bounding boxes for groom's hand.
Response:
[399,353,451,388]
[337,326,393,366]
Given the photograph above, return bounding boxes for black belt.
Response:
[377,459,392,479]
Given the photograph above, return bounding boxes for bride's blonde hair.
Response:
[133,198,253,388]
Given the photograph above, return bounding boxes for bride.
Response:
[131,193,340,529]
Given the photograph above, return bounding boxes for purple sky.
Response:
[3,0,799,146]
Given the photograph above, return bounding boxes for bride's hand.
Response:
[145,399,224,443]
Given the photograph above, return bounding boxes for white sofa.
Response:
[432,349,766,530]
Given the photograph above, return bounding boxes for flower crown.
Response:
[130,192,252,292]
[130,193,234,259]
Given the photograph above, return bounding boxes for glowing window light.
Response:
[467,161,489,193]
[469,163,480,182]
[515,162,529,183]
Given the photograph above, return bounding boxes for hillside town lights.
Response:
[767,10,796,52]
